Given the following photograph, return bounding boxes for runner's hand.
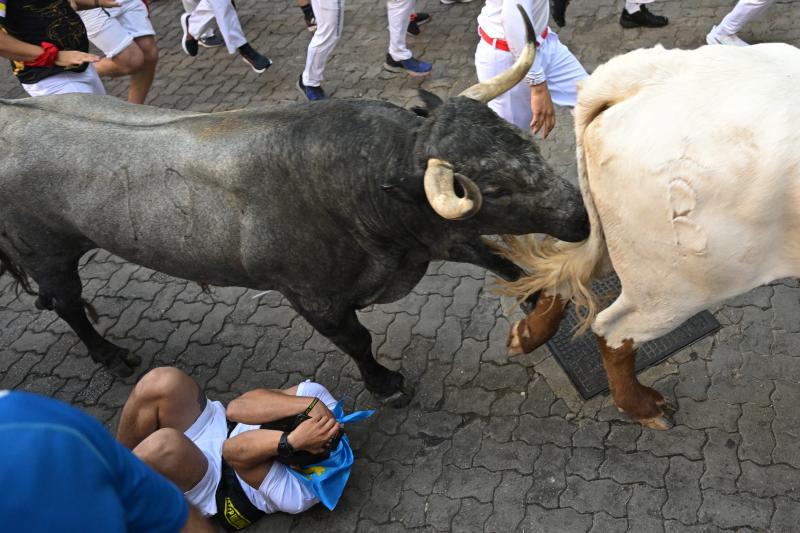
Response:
[288,417,342,454]
[308,399,335,422]
[55,50,100,67]
[530,82,556,139]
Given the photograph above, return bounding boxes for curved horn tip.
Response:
[516,4,535,45]
[458,6,537,103]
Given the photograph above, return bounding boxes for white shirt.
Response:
[477,0,549,83]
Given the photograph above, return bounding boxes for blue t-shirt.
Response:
[0,391,188,533]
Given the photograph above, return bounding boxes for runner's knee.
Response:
[133,427,186,467]
[135,366,193,400]
[113,44,145,74]
[135,36,159,66]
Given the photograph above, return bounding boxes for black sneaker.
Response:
[384,53,432,76]
[239,43,272,73]
[180,13,198,57]
[550,0,569,27]
[304,10,317,31]
[620,5,668,28]
[199,32,225,48]
[297,74,327,101]
[407,12,430,36]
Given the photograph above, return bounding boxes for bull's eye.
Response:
[483,186,509,198]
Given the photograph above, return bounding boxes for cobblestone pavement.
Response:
[2,0,800,531]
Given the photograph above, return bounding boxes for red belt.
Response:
[479,25,548,51]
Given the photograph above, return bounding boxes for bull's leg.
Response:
[507,293,566,355]
[597,337,673,431]
[288,298,411,407]
[33,258,140,377]
[593,292,680,431]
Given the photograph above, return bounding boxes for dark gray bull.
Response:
[0,12,588,404]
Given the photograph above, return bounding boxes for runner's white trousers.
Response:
[182,0,246,54]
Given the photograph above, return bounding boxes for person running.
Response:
[77,0,158,104]
[179,0,271,73]
[706,0,776,46]
[383,0,432,76]
[475,0,586,136]
[296,0,345,100]
[619,1,668,28]
[0,0,108,96]
[550,0,668,28]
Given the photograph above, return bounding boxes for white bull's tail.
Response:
[497,48,667,332]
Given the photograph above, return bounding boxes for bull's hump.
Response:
[1,94,202,127]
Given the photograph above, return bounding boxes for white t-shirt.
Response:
[477,0,550,82]
[227,381,339,514]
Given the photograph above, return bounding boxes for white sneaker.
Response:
[706,26,749,46]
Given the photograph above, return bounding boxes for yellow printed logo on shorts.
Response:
[223,497,252,530]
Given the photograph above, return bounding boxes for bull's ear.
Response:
[418,90,444,112]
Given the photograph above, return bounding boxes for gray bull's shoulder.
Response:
[0,95,422,285]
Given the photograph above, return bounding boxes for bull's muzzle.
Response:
[423,159,482,220]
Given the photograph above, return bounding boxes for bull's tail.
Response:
[497,66,636,333]
[0,247,34,296]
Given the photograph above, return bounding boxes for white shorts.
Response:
[21,65,106,97]
[78,0,155,58]
[185,382,337,517]
[183,399,228,517]
[228,381,338,514]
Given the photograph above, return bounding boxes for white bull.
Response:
[500,43,800,430]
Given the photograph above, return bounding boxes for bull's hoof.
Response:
[639,413,674,431]
[378,387,414,408]
[90,345,135,378]
[121,351,142,367]
[617,386,676,431]
[35,295,52,311]
[107,358,135,378]
[519,291,540,315]
[507,294,565,356]
[369,369,413,408]
[507,319,530,356]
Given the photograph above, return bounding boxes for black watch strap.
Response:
[277,431,294,458]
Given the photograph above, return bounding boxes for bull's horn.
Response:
[459,5,537,103]
[424,159,483,220]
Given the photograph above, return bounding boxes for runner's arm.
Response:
[226,389,333,424]
[0,32,99,65]
[223,417,341,468]
[69,0,119,9]
[0,32,46,61]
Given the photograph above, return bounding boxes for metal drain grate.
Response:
[545,275,720,400]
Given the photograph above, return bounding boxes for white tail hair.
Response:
[496,47,670,332]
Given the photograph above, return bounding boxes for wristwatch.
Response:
[278,432,294,458]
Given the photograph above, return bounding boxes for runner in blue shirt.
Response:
[0,390,210,532]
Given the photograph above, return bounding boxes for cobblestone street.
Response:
[2,0,800,531]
